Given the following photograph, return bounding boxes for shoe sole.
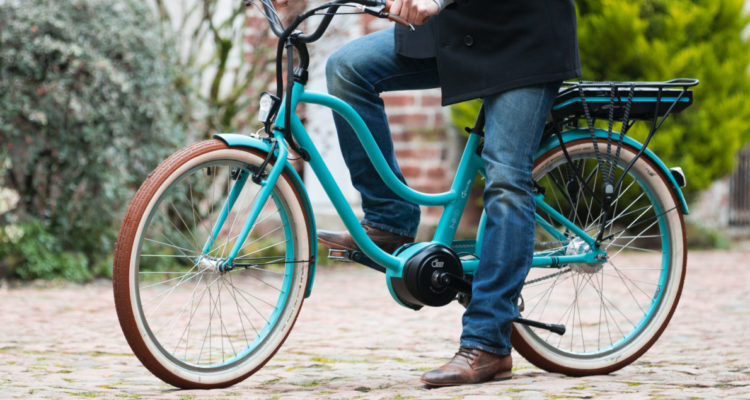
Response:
[420,372,512,388]
[317,236,357,252]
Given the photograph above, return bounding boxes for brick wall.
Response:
[382,91,456,224]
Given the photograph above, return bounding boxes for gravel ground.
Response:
[1,249,749,399]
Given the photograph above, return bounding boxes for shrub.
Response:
[149,0,306,138]
[0,0,186,281]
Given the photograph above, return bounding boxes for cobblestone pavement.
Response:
[1,249,749,399]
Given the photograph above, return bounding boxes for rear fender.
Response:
[536,128,689,214]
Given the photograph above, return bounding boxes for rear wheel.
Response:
[113,140,312,388]
[512,139,686,375]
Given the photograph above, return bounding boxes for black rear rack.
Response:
[546,78,698,247]
[552,78,698,121]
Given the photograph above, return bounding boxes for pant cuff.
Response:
[459,340,511,357]
[361,219,416,238]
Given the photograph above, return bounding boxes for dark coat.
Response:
[395,0,581,105]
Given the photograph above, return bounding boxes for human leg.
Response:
[422,82,560,386]
[460,82,560,354]
[325,27,439,237]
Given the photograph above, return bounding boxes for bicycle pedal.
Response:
[327,248,353,261]
[327,249,386,273]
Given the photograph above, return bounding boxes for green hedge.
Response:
[0,0,187,281]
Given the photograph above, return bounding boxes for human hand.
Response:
[272,0,288,7]
[389,0,438,25]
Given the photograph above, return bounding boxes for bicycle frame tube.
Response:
[433,133,484,244]
[535,193,598,248]
[201,168,251,255]
[297,85,459,206]
[200,130,290,268]
[461,192,603,274]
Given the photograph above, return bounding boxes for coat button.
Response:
[463,35,474,47]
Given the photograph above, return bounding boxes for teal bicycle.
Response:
[113,0,696,388]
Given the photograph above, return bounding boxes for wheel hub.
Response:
[196,256,223,273]
[566,238,603,274]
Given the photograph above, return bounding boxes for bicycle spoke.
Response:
[173,273,220,360]
[226,272,257,343]
[525,268,571,320]
[155,271,206,339]
[217,180,263,258]
[605,243,661,253]
[242,268,283,292]
[608,218,659,259]
[238,239,289,259]
[140,254,202,259]
[210,207,280,258]
[143,237,199,257]
[581,161,600,233]
[159,208,200,257]
[169,201,202,250]
[608,261,654,306]
[189,182,212,244]
[588,273,636,334]
[224,278,275,322]
[140,265,200,293]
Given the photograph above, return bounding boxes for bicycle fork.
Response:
[198,139,289,271]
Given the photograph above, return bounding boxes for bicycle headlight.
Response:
[257,92,280,123]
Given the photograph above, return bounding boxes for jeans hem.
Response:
[361,219,416,238]
[459,340,511,357]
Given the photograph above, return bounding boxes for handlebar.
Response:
[247,0,414,161]
[253,0,412,42]
[253,0,285,37]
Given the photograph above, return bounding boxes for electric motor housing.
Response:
[389,244,463,309]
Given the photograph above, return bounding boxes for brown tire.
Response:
[511,139,687,376]
[113,139,312,388]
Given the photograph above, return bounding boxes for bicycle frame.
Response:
[206,80,607,284]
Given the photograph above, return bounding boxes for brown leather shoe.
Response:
[420,347,512,387]
[317,223,413,254]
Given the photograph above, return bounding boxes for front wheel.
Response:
[113,140,312,388]
[512,139,686,375]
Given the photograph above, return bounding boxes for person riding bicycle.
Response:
[282,0,580,387]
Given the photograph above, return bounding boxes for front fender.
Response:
[536,128,689,214]
[213,133,318,298]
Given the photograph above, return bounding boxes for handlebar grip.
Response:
[372,0,415,31]
[387,14,413,29]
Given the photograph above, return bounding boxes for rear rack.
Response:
[547,78,698,246]
[552,79,698,121]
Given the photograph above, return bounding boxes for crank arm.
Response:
[514,317,566,336]
[436,272,566,336]
[328,248,386,273]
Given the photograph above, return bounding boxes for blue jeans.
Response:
[326,28,559,355]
